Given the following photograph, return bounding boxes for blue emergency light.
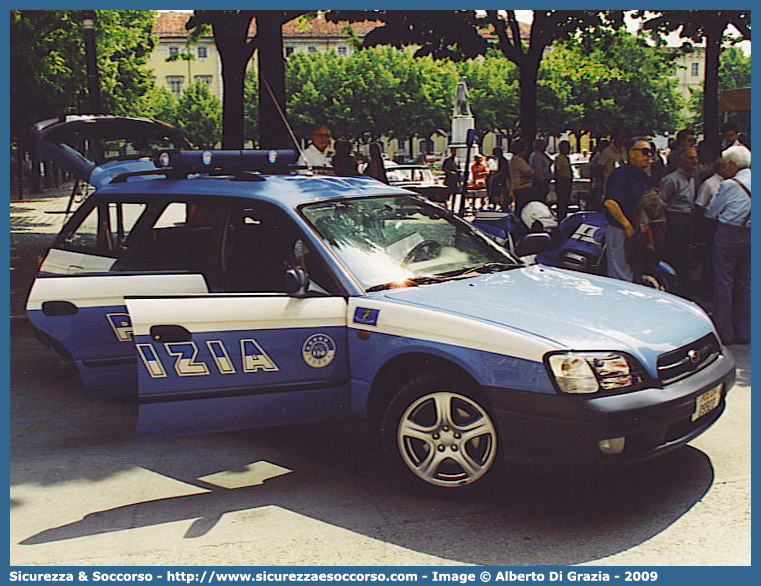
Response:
[154,149,298,175]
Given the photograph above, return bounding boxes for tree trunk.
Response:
[518,60,540,142]
[211,15,256,149]
[257,13,292,150]
[702,22,723,148]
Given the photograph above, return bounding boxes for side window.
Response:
[154,202,188,228]
[65,206,100,250]
[63,202,149,254]
[116,199,219,275]
[108,202,146,248]
[222,203,341,295]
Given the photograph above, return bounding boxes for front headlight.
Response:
[546,352,646,394]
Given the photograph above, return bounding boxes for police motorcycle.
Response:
[472,205,678,293]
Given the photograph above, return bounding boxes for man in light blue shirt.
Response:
[706,145,751,345]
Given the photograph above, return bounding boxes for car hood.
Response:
[380,264,715,366]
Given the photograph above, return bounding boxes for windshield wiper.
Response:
[441,261,522,280]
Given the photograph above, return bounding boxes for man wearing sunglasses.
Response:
[603,137,654,281]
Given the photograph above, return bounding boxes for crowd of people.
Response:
[295,121,750,346]
[597,124,751,346]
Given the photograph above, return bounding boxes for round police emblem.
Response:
[302,334,337,368]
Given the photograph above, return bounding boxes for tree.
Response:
[483,10,623,141]
[327,10,624,141]
[538,30,683,144]
[10,10,156,196]
[174,81,222,148]
[687,46,751,131]
[186,10,308,149]
[286,46,460,147]
[140,86,178,127]
[243,70,260,146]
[638,10,751,145]
[10,10,156,130]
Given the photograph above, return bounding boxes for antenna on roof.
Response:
[260,73,312,172]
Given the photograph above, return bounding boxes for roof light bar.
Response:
[154,149,298,175]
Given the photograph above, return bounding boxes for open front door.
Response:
[126,294,350,438]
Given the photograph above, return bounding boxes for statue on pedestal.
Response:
[453,77,472,117]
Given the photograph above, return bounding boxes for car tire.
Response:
[640,272,676,293]
[380,373,499,492]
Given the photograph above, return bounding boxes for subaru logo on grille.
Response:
[687,349,702,364]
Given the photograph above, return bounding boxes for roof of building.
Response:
[155,12,381,40]
[154,11,530,43]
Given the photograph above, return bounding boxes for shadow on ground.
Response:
[11,321,715,566]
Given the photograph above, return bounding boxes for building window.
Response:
[308,46,317,53]
[168,46,179,58]
[197,46,208,59]
[194,75,212,88]
[285,46,295,57]
[691,62,700,76]
[166,75,184,98]
[337,46,347,57]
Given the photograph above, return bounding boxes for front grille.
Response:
[657,333,721,385]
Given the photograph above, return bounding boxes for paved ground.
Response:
[9,319,751,566]
[10,184,83,317]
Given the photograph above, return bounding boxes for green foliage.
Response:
[175,81,222,148]
[539,30,684,138]
[456,55,519,134]
[286,46,521,145]
[140,86,178,126]
[243,69,260,146]
[687,47,751,130]
[95,10,156,116]
[717,46,752,90]
[286,46,460,143]
[10,9,157,136]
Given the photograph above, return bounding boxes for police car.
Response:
[26,116,735,491]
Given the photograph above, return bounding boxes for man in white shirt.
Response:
[528,138,552,203]
[297,124,333,172]
[705,145,752,345]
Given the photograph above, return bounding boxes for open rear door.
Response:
[26,273,209,396]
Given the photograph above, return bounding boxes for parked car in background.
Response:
[386,164,451,204]
[548,158,591,213]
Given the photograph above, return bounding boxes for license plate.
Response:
[692,384,722,421]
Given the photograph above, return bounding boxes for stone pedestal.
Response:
[449,115,480,168]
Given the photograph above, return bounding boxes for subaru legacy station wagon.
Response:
[26,116,735,491]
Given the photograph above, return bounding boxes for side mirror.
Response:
[515,232,553,257]
[284,266,309,297]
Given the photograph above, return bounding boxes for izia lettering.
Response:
[136,338,283,379]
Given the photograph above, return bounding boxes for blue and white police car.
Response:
[26,116,735,491]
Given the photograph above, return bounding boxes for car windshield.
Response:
[300,195,520,291]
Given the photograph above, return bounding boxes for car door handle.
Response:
[150,325,192,343]
[42,301,78,316]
